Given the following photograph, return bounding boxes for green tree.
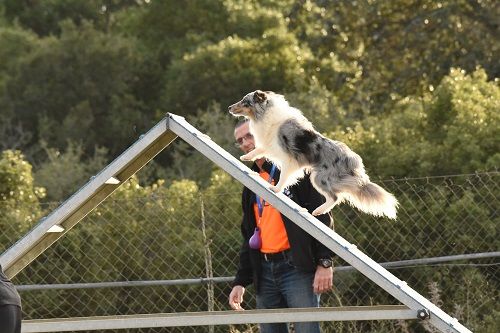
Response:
[332,68,499,178]
[424,68,500,174]
[2,0,146,36]
[124,0,230,66]
[0,26,38,89]
[2,21,153,157]
[34,141,108,202]
[0,150,45,252]
[163,27,311,117]
[0,27,40,151]
[288,0,499,116]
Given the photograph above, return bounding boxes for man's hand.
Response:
[313,266,333,294]
[229,285,246,310]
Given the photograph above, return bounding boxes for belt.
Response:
[261,250,290,262]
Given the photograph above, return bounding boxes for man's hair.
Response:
[235,119,249,129]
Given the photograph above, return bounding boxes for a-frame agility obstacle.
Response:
[0,113,472,333]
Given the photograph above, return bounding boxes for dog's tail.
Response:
[346,181,398,219]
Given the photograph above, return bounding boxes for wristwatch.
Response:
[317,258,333,268]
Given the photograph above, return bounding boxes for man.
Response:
[228,120,334,333]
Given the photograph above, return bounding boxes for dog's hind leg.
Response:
[312,193,338,216]
[310,170,339,216]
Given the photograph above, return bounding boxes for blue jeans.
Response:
[256,257,321,333]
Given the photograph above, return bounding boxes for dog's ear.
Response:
[253,90,267,104]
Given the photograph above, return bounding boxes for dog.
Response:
[228,90,398,219]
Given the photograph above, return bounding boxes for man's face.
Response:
[234,122,255,154]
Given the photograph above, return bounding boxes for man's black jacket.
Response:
[232,161,334,291]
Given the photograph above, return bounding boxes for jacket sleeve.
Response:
[232,190,254,287]
[301,176,335,262]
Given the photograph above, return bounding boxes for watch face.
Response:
[319,259,332,268]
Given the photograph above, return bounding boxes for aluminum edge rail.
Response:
[167,113,472,333]
[0,118,176,278]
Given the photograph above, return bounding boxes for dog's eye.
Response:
[242,100,251,107]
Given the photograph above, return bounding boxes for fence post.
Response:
[200,196,215,333]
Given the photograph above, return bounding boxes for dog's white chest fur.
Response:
[249,106,294,166]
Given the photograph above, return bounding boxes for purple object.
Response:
[249,227,262,249]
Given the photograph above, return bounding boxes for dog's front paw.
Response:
[240,154,253,161]
[249,170,259,177]
[312,208,325,216]
[269,185,282,193]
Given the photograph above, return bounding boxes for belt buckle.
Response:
[263,251,286,261]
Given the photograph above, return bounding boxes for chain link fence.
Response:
[1,171,499,332]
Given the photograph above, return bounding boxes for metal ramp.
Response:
[0,113,472,333]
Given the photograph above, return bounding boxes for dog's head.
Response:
[228,90,278,120]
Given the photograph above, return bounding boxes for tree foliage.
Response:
[163,28,311,117]
[2,0,146,36]
[34,141,109,202]
[0,0,497,189]
[334,68,499,178]
[3,21,153,158]
[0,150,44,252]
